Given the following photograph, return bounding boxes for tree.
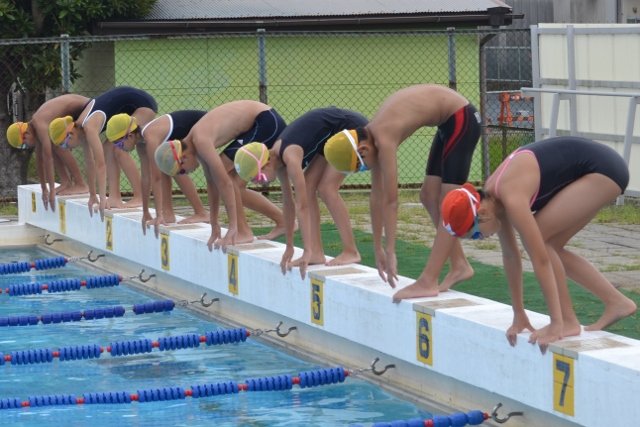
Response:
[0,0,156,198]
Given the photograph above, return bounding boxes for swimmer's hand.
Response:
[280,246,295,276]
[87,194,98,217]
[141,211,153,235]
[506,312,536,347]
[98,196,106,221]
[528,321,563,355]
[288,252,310,280]
[48,188,56,212]
[214,228,237,252]
[207,223,222,251]
[375,247,398,288]
[42,189,50,211]
[151,215,168,238]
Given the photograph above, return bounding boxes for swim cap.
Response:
[154,139,182,176]
[234,142,270,182]
[441,183,481,237]
[48,116,74,146]
[6,122,28,148]
[106,113,137,142]
[324,129,360,174]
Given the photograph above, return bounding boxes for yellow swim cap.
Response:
[154,139,183,176]
[48,116,74,146]
[106,113,137,142]
[324,129,360,174]
[6,122,28,148]
[234,142,270,183]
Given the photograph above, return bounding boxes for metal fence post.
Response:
[257,28,268,104]
[479,33,497,180]
[60,34,71,93]
[447,28,457,90]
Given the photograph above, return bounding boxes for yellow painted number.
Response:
[228,253,238,295]
[160,232,170,271]
[553,353,575,416]
[31,192,36,212]
[416,312,433,366]
[105,216,113,250]
[310,277,324,326]
[59,200,66,234]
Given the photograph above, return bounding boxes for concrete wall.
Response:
[14,185,640,427]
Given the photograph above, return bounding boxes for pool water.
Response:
[0,246,434,426]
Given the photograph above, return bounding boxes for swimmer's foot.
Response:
[439,264,474,291]
[309,255,327,266]
[122,198,143,209]
[584,297,637,331]
[235,232,255,245]
[106,197,125,209]
[178,212,210,224]
[61,184,89,195]
[258,225,287,241]
[392,280,439,303]
[325,251,361,266]
[56,183,70,194]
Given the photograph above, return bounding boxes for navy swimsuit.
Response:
[278,107,369,169]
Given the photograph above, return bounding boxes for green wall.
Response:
[91,32,483,190]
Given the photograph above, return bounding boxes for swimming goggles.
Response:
[168,140,187,175]
[113,117,134,151]
[341,129,369,173]
[239,144,269,184]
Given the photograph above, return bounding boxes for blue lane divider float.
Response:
[0,366,348,410]
[0,300,175,327]
[1,274,122,296]
[0,328,249,366]
[0,257,68,275]
[350,410,489,427]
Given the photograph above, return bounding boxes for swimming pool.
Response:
[0,245,436,427]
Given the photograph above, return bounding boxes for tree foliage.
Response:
[0,0,156,198]
[2,0,156,94]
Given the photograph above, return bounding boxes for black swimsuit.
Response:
[141,110,207,144]
[278,107,369,169]
[81,86,158,132]
[426,103,481,184]
[222,108,287,160]
[495,136,629,212]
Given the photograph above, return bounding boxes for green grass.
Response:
[595,202,640,224]
[255,222,640,340]
[0,203,18,216]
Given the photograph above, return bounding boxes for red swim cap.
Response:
[441,183,481,237]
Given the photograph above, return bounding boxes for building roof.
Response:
[142,0,512,20]
[96,0,516,34]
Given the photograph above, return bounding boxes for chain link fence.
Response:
[3,28,533,197]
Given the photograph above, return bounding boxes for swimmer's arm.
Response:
[81,141,96,196]
[504,197,563,325]
[277,167,296,247]
[33,138,45,192]
[369,165,384,250]
[200,160,219,226]
[377,140,399,254]
[497,217,525,313]
[198,144,237,233]
[33,120,55,196]
[140,132,161,218]
[83,118,107,202]
[137,143,151,216]
[282,148,311,252]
